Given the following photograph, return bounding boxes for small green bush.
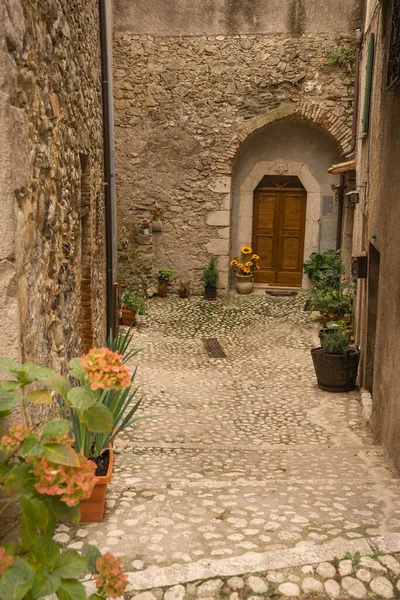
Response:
[325,45,355,68]
[203,257,219,287]
[121,291,148,315]
[321,329,349,354]
[157,268,173,281]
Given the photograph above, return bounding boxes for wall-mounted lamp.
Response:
[345,190,360,205]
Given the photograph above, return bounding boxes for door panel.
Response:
[252,188,306,286]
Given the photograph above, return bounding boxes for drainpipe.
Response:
[337,29,363,249]
[99,0,117,338]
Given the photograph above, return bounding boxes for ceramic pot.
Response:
[152,220,162,232]
[121,309,136,326]
[158,280,168,297]
[236,274,253,295]
[80,449,114,522]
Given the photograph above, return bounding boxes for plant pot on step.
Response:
[311,347,360,392]
[121,309,136,326]
[204,286,217,300]
[80,448,114,523]
[152,219,162,232]
[236,274,253,295]
[321,314,345,325]
[158,280,168,297]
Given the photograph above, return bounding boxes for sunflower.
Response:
[240,245,252,255]
[237,263,244,269]
[230,259,238,266]
[243,267,251,274]
[245,261,253,267]
[252,254,260,260]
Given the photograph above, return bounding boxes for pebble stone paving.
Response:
[62,294,400,598]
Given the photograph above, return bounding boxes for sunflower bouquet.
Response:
[230,245,260,276]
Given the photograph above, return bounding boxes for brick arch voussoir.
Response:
[220,102,352,175]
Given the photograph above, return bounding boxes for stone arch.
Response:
[219,102,352,175]
[237,160,322,288]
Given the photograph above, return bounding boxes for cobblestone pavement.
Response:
[66,295,400,597]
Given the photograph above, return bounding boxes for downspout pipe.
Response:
[99,0,117,338]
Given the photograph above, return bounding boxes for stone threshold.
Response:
[125,534,400,591]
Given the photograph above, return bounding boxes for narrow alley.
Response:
[66,296,400,598]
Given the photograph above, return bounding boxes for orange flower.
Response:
[1,424,30,454]
[81,348,131,391]
[95,553,129,599]
[0,548,13,577]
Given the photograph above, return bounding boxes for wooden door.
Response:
[252,188,306,286]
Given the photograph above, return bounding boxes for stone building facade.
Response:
[0,0,107,374]
[351,0,400,471]
[113,0,364,294]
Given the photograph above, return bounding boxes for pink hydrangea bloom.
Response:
[80,348,131,391]
[0,423,30,454]
[95,553,129,598]
[0,547,13,577]
[31,454,97,506]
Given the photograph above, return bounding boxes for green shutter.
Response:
[362,33,375,136]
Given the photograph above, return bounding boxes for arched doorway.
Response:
[253,175,306,286]
[231,119,342,288]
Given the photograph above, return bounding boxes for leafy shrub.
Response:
[325,45,356,68]
[121,291,148,315]
[203,257,219,287]
[321,329,350,354]
[157,268,173,281]
[308,287,353,318]
[303,249,343,287]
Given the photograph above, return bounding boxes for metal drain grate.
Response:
[202,338,227,359]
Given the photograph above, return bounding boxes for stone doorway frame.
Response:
[236,160,322,289]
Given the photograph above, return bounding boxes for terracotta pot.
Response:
[321,314,345,325]
[158,280,168,297]
[152,220,162,232]
[236,274,253,295]
[179,288,189,298]
[80,449,114,523]
[121,309,136,326]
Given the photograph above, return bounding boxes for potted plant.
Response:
[311,329,360,392]
[179,280,190,298]
[0,357,130,599]
[230,246,260,294]
[141,219,151,235]
[303,249,343,286]
[66,328,146,522]
[151,202,164,232]
[157,268,173,297]
[308,287,353,324]
[121,290,148,326]
[203,256,219,300]
[319,319,352,344]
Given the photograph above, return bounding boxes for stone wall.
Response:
[352,0,400,471]
[0,0,106,375]
[114,27,359,294]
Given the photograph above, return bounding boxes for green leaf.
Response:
[21,434,41,456]
[68,358,85,384]
[53,550,86,579]
[25,389,53,404]
[32,536,60,567]
[21,512,37,549]
[56,579,87,600]
[0,380,20,392]
[0,557,35,600]
[42,442,79,467]
[81,543,101,573]
[0,357,21,375]
[31,569,61,599]
[38,373,70,397]
[42,419,72,440]
[0,392,23,411]
[88,595,103,600]
[46,497,80,523]
[67,386,98,410]
[80,404,113,433]
[21,496,49,533]
[4,463,35,495]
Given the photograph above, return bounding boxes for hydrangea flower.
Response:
[0,423,30,454]
[81,348,131,391]
[95,552,129,598]
[31,454,97,506]
[0,547,13,577]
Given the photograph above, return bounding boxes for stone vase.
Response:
[236,274,253,294]
[152,220,162,232]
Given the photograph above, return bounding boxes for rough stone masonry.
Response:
[0,0,106,376]
[113,0,363,295]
